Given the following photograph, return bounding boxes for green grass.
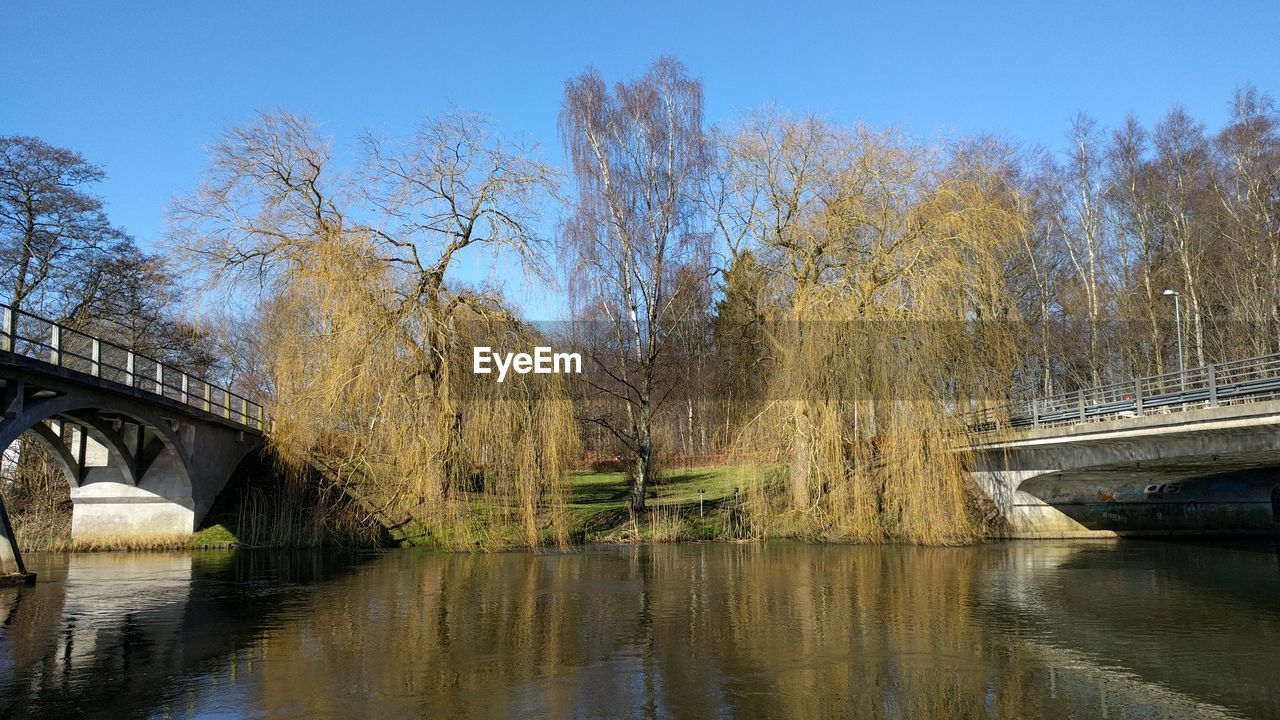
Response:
[186,467,750,550]
[567,466,747,542]
[190,523,240,548]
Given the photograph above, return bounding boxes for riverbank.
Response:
[211,464,788,547]
[0,449,388,553]
[3,516,350,553]
[6,463,977,552]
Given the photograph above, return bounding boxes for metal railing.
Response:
[0,302,266,431]
[965,352,1280,438]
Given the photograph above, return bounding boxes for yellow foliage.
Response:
[262,234,579,550]
[724,117,1026,544]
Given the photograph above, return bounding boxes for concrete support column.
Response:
[0,491,35,583]
[71,459,196,543]
[70,494,195,542]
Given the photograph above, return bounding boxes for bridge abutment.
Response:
[70,484,196,543]
[971,469,1111,537]
[64,425,257,544]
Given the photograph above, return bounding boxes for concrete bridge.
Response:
[0,303,265,578]
[968,354,1280,537]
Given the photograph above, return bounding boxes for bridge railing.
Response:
[0,302,266,431]
[965,351,1280,437]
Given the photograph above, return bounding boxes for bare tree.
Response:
[171,110,574,548]
[1006,149,1064,396]
[560,57,712,512]
[1214,87,1280,356]
[171,110,558,364]
[1108,115,1170,376]
[1152,107,1212,368]
[1052,114,1112,388]
[59,245,222,373]
[0,136,131,313]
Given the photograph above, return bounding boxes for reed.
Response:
[0,439,73,552]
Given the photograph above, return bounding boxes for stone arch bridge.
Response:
[0,303,264,578]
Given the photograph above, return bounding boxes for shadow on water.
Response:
[0,549,376,719]
[2,540,1278,719]
[978,539,1280,718]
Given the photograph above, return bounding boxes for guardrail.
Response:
[966,352,1280,437]
[0,302,266,431]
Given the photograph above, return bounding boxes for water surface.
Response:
[2,540,1278,719]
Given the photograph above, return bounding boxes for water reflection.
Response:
[2,540,1278,719]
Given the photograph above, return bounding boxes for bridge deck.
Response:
[0,303,264,431]
[967,352,1280,442]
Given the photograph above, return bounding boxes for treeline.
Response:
[627,87,1280,462]
[561,63,1279,543]
[0,136,251,381]
[5,59,1277,546]
[1015,95,1279,393]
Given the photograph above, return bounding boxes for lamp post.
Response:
[1163,289,1185,390]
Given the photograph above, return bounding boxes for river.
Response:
[2,540,1278,719]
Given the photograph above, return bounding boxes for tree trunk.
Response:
[629,404,652,513]
[790,404,811,509]
[630,444,650,513]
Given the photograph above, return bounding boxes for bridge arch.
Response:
[22,421,84,489]
[0,370,259,545]
[1,393,194,496]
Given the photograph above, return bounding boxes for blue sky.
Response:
[3,1,1278,318]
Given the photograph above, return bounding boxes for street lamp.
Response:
[1163,289,1185,389]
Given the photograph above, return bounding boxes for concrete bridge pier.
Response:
[54,419,258,543]
[0,490,31,581]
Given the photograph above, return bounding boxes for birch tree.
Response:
[1153,107,1212,368]
[560,58,712,512]
[1054,114,1111,388]
[1214,88,1280,355]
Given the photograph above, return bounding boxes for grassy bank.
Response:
[5,464,748,553]
[568,466,747,543]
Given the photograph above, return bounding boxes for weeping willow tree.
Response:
[716,112,1026,544]
[169,111,578,549]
